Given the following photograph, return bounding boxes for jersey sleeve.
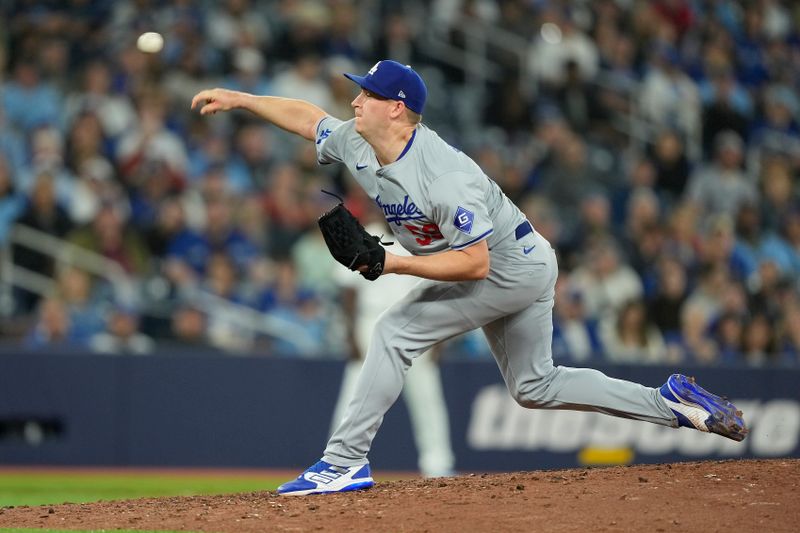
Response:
[314,116,354,165]
[428,171,494,250]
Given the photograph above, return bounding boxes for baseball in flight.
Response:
[136,32,164,53]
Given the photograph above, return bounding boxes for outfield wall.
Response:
[1,353,798,471]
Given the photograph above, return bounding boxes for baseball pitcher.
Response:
[191,60,748,496]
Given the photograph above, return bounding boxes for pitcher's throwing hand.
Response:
[190,88,241,115]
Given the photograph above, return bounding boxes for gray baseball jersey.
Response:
[315,116,525,255]
[314,116,678,468]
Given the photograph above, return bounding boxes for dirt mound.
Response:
[1,459,797,532]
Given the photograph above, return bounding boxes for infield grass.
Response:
[0,470,283,507]
[0,530,187,533]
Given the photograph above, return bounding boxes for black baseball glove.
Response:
[318,198,386,281]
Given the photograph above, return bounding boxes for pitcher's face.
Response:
[352,89,393,136]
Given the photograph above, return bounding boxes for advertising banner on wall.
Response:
[1,354,798,471]
[434,363,800,471]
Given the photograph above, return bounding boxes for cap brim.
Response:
[343,72,392,100]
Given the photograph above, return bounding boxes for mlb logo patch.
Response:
[453,206,474,234]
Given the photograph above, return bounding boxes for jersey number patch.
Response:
[405,223,443,246]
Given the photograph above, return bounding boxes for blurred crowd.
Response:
[0,0,799,367]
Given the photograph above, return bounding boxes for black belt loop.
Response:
[515,220,533,240]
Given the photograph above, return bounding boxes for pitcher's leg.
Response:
[324,255,564,467]
[323,324,406,466]
[323,281,481,467]
[482,286,677,426]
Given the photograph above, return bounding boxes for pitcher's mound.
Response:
[1,459,797,532]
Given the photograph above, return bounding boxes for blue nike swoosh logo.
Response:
[356,163,368,170]
[523,245,536,254]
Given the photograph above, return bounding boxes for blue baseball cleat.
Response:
[660,374,748,442]
[276,460,374,496]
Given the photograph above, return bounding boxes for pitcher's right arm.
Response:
[191,89,327,142]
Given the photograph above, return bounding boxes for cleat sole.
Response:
[670,375,749,442]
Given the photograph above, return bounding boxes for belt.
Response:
[514,220,533,240]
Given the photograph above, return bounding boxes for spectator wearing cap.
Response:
[685,130,757,222]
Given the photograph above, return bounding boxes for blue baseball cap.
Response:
[344,60,427,115]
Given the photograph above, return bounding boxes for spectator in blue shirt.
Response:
[165,195,258,287]
[24,297,80,350]
[1,62,62,134]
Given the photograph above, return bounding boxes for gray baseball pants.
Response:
[323,230,677,467]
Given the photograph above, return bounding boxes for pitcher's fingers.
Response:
[190,91,212,110]
[199,102,219,115]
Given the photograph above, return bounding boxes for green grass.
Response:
[0,471,283,507]
[0,469,407,533]
[1,530,187,533]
